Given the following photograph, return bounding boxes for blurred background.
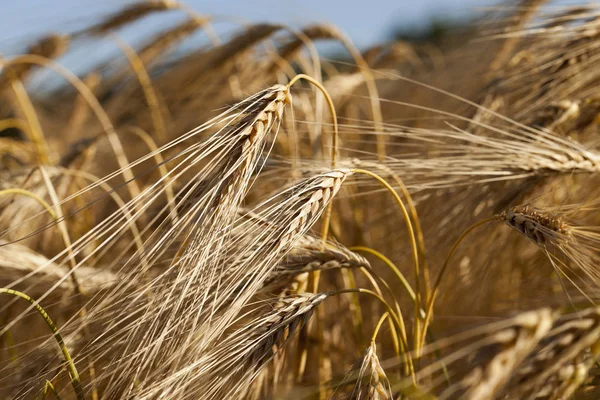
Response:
[0,0,590,95]
[1,0,513,91]
[3,0,504,52]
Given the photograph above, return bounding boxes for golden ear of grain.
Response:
[527,99,584,134]
[200,24,282,71]
[137,19,205,65]
[351,343,393,400]
[28,34,70,60]
[0,239,116,297]
[487,0,547,74]
[0,34,70,86]
[209,84,289,213]
[252,293,328,364]
[240,84,289,149]
[276,169,353,295]
[276,24,342,63]
[499,204,571,246]
[502,307,600,399]
[87,1,175,35]
[265,239,369,290]
[195,293,328,399]
[198,238,363,313]
[282,169,353,245]
[12,2,600,399]
[437,309,555,400]
[548,362,591,400]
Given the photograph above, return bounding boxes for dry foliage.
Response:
[3,1,600,399]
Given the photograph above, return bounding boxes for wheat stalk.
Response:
[0,288,83,400]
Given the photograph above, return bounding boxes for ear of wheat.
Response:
[499,204,571,247]
[498,203,600,299]
[85,1,176,35]
[346,343,393,400]
[502,307,600,399]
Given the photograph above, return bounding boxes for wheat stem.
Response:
[420,217,497,352]
[40,380,61,400]
[0,313,18,363]
[352,168,422,353]
[113,36,168,143]
[1,55,141,202]
[6,75,50,164]
[0,188,57,220]
[332,288,416,383]
[354,266,404,371]
[339,268,366,348]
[371,311,390,346]
[351,246,424,316]
[0,289,83,400]
[37,167,98,400]
[356,160,430,300]
[286,73,338,169]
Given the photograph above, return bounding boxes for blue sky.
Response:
[2,0,504,53]
[3,0,524,87]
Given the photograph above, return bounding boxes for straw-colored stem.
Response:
[0,188,57,220]
[286,73,338,169]
[420,217,497,352]
[351,246,425,317]
[0,289,83,400]
[1,55,141,203]
[38,167,80,288]
[332,288,416,383]
[66,73,100,143]
[352,247,451,379]
[352,168,422,352]
[41,380,62,400]
[113,37,168,143]
[370,311,390,345]
[6,76,50,164]
[355,267,404,369]
[361,162,430,300]
[37,167,98,400]
[0,313,18,363]
[340,268,365,349]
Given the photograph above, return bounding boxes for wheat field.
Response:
[2,1,600,399]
